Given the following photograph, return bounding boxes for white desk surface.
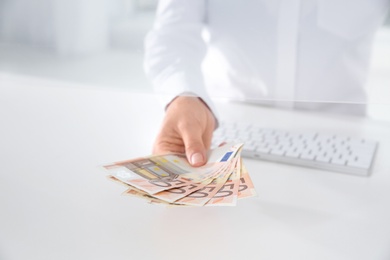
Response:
[1,73,390,260]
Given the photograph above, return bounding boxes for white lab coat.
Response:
[144,0,389,117]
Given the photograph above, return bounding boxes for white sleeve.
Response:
[144,0,219,121]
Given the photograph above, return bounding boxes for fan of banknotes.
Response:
[103,143,256,207]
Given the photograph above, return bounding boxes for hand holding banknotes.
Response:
[103,143,257,207]
[153,96,216,167]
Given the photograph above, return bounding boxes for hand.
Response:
[153,96,216,167]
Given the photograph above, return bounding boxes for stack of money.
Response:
[103,143,256,207]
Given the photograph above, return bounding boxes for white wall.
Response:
[0,0,56,48]
[0,0,155,55]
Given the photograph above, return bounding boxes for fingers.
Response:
[152,128,185,155]
[153,123,213,167]
[218,142,227,147]
[152,96,216,167]
[180,123,207,167]
[202,119,215,149]
[152,141,184,155]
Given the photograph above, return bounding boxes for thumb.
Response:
[182,129,207,167]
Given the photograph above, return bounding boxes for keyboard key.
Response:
[256,147,271,154]
[285,150,300,158]
[299,150,316,160]
[315,153,331,163]
[270,149,286,156]
[347,160,371,169]
[244,143,257,152]
[331,157,347,165]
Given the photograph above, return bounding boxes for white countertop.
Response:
[1,73,389,260]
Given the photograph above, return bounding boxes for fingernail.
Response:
[191,153,204,166]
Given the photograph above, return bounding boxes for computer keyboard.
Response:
[212,122,378,176]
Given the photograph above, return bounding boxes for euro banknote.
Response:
[103,143,256,207]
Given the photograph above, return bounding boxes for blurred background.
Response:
[0,0,157,91]
[0,0,389,119]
